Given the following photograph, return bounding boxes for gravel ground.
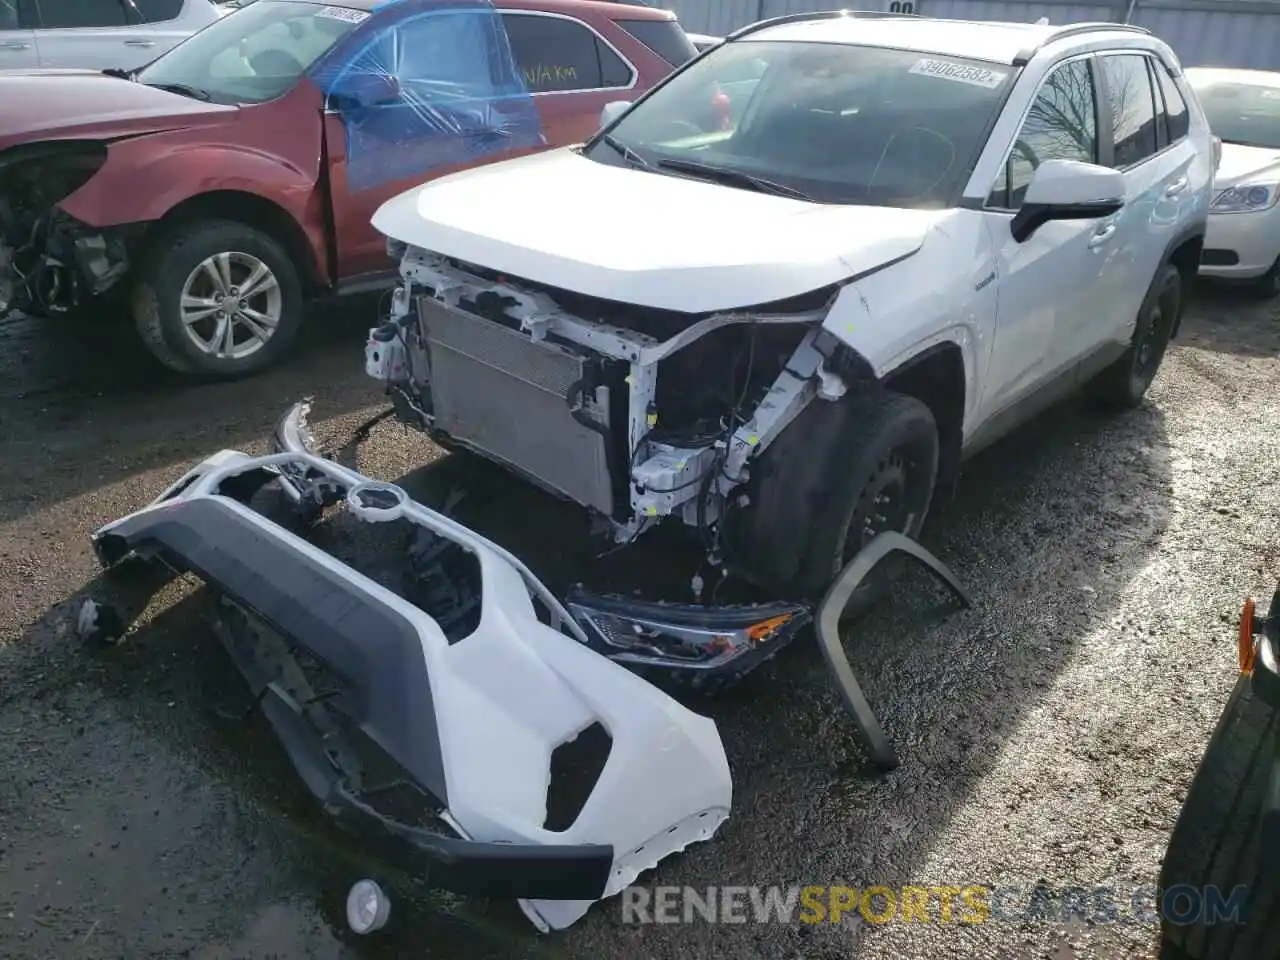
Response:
[0,287,1277,960]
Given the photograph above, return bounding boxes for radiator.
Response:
[418,296,616,514]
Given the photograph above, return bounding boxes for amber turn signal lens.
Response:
[746,613,794,644]
[1239,596,1257,674]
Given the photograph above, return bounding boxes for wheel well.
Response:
[1168,233,1203,286]
[150,191,323,291]
[880,342,965,506]
[1166,233,1203,339]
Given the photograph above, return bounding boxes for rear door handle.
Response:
[0,41,31,50]
[1165,177,1189,197]
[1088,223,1117,248]
[123,39,155,47]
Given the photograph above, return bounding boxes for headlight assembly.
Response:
[1211,181,1280,213]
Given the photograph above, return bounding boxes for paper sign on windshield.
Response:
[909,58,1008,89]
[316,5,370,22]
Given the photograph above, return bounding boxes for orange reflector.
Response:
[746,613,794,644]
[1239,596,1257,674]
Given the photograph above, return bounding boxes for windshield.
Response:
[1187,74,1280,150]
[587,40,1014,207]
[137,0,366,105]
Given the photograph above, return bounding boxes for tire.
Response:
[1158,674,1280,960]
[723,388,940,603]
[1245,256,1280,300]
[133,219,304,378]
[1089,262,1182,410]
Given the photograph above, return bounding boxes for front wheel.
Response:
[133,219,304,378]
[1089,262,1182,410]
[1246,255,1280,300]
[724,388,940,604]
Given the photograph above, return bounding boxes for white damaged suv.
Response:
[366,12,1213,600]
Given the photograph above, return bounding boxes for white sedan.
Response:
[1187,66,1280,296]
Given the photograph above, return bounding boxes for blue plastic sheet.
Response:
[310,0,546,193]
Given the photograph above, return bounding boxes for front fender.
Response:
[821,212,993,431]
[57,136,328,276]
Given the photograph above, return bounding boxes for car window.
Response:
[615,18,696,68]
[988,58,1098,210]
[136,0,363,104]
[1099,53,1159,168]
[33,0,129,28]
[133,0,184,23]
[1186,73,1280,149]
[502,13,631,92]
[388,10,502,94]
[589,40,1014,208]
[1152,59,1189,142]
[0,0,17,30]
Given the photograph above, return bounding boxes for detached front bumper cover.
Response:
[89,444,732,932]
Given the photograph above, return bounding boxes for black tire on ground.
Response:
[722,387,940,603]
[1158,674,1280,960]
[133,219,304,378]
[1089,262,1182,410]
[1245,256,1280,300]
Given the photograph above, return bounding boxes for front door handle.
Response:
[0,41,31,50]
[1165,177,1188,197]
[123,39,155,47]
[1088,223,1117,248]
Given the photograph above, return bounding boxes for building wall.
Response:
[665,0,1280,69]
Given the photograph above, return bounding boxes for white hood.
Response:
[1214,142,1280,189]
[372,148,942,313]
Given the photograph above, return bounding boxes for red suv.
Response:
[0,0,694,376]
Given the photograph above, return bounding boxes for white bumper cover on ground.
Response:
[90,448,732,932]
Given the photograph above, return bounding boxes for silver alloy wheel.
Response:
[179,250,282,359]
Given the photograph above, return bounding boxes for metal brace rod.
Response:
[815,531,973,771]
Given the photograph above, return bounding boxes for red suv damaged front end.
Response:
[0,0,690,378]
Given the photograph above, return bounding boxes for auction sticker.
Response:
[909,58,1007,89]
[316,5,370,22]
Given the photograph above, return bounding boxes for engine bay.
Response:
[366,248,865,575]
[0,144,128,316]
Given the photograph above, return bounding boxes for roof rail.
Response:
[1012,21,1151,65]
[726,9,918,42]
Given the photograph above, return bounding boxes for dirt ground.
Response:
[0,287,1277,960]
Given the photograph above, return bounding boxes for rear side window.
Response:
[133,0,183,22]
[34,0,129,27]
[616,18,696,67]
[1153,59,1190,142]
[502,13,633,93]
[1099,53,1160,167]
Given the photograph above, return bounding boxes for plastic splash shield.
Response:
[310,0,546,193]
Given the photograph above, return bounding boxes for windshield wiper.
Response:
[143,81,212,102]
[102,68,134,80]
[598,134,650,169]
[656,157,812,200]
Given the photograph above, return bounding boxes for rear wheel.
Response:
[1089,262,1181,410]
[724,388,940,605]
[133,219,304,378]
[1158,674,1280,959]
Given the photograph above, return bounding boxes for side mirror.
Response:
[330,71,402,109]
[1011,159,1125,243]
[599,99,632,129]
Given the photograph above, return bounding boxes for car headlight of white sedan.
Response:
[1211,181,1280,213]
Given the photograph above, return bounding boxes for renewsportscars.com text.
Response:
[620,884,1251,926]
